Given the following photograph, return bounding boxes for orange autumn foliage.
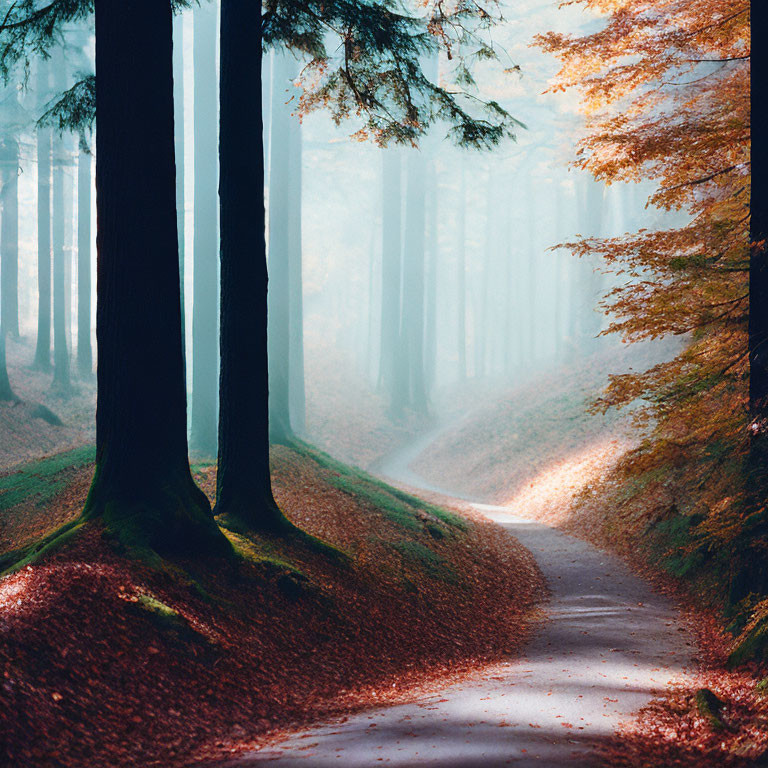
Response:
[538,3,752,563]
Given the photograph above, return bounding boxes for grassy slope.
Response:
[0,441,544,768]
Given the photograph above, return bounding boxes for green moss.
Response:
[693,688,725,729]
[729,614,768,668]
[129,592,216,649]
[223,528,305,574]
[390,540,459,585]
[0,445,96,512]
[294,440,466,535]
[0,520,84,576]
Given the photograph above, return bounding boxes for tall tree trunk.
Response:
[287,103,305,435]
[402,149,428,415]
[51,96,71,395]
[0,132,19,340]
[579,176,605,349]
[457,159,467,382]
[0,326,14,401]
[77,149,93,378]
[190,0,219,456]
[525,173,537,365]
[84,0,227,556]
[267,51,294,443]
[263,51,273,190]
[173,12,186,376]
[379,149,403,413]
[216,0,285,530]
[477,165,494,377]
[34,60,53,371]
[750,0,768,425]
[424,156,437,391]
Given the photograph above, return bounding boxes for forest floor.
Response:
[0,335,96,472]
[413,348,768,766]
[0,434,544,766]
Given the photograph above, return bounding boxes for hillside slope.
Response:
[0,442,544,768]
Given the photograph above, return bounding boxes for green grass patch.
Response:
[0,520,85,576]
[295,441,467,535]
[0,445,95,512]
[390,540,459,585]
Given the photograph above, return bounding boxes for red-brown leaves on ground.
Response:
[0,444,545,768]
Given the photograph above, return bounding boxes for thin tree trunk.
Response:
[51,92,71,395]
[216,0,286,530]
[0,326,14,401]
[34,63,53,371]
[380,149,403,413]
[84,0,227,556]
[402,149,428,415]
[77,149,93,378]
[267,51,294,443]
[477,165,494,377]
[457,159,466,382]
[581,176,605,349]
[190,0,219,456]
[287,103,305,435]
[525,174,537,365]
[0,133,19,340]
[424,156,437,391]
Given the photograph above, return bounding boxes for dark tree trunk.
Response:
[379,149,402,412]
[51,120,71,395]
[34,63,53,371]
[216,0,285,530]
[750,0,768,424]
[84,0,227,556]
[77,149,93,378]
[190,0,219,456]
[267,51,294,444]
[287,102,305,435]
[0,133,19,340]
[401,149,428,415]
[173,13,187,376]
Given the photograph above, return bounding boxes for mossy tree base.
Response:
[84,469,232,561]
[216,495,349,566]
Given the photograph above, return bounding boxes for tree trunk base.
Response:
[216,496,349,565]
[84,469,232,559]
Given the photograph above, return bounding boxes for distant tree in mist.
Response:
[76,146,92,378]
[33,59,53,372]
[267,51,303,444]
[0,87,22,341]
[51,59,71,396]
[0,328,13,400]
[190,0,219,457]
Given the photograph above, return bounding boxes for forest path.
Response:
[218,433,694,767]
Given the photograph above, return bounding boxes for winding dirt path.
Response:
[218,433,694,767]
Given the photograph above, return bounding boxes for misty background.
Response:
[1,0,684,469]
